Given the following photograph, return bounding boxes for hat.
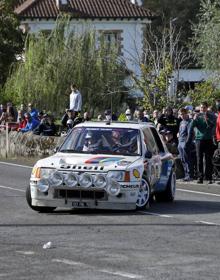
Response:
[125,109,131,115]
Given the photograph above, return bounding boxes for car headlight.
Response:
[49,171,64,187]
[79,173,93,188]
[93,174,107,189]
[106,178,121,196]
[64,172,79,188]
[37,178,50,192]
[40,168,55,179]
[107,171,125,181]
[31,167,55,179]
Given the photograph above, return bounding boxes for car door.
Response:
[142,127,161,185]
[150,126,174,191]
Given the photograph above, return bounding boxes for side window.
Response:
[142,128,159,155]
[150,127,165,153]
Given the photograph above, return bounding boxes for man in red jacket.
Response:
[216,102,220,148]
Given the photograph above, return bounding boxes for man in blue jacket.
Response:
[20,113,40,133]
[178,108,192,181]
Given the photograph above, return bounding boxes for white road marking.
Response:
[138,210,173,218]
[177,188,220,197]
[16,251,35,255]
[52,258,143,279]
[196,221,218,225]
[0,185,25,193]
[99,269,142,279]
[0,161,32,169]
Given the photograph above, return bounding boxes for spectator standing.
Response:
[20,113,40,133]
[215,102,220,149]
[178,108,193,181]
[158,106,180,144]
[0,104,3,117]
[83,112,91,121]
[186,102,216,184]
[104,109,112,121]
[135,109,148,122]
[6,102,17,122]
[17,104,26,122]
[69,83,82,115]
[152,110,160,129]
[125,109,132,121]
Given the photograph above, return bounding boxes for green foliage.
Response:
[3,16,128,115]
[118,113,127,121]
[192,0,220,72]
[189,80,220,107]
[0,0,24,88]
[132,58,173,111]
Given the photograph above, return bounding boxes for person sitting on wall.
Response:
[34,114,57,136]
[19,113,40,133]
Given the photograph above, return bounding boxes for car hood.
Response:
[35,153,141,170]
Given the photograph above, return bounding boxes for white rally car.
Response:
[26,121,176,212]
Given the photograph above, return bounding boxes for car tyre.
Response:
[155,169,176,202]
[26,185,56,213]
[136,177,151,210]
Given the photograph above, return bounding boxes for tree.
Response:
[192,0,220,74]
[3,17,128,115]
[130,25,190,111]
[143,0,200,44]
[0,0,23,88]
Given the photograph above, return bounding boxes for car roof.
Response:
[75,121,156,130]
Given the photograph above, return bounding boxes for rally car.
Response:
[26,121,176,212]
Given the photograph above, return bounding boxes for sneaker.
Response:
[197,179,203,184]
[208,180,213,184]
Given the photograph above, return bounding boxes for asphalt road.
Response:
[0,160,220,280]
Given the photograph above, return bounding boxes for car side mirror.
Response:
[145,150,152,159]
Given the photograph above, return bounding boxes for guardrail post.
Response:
[6,122,9,158]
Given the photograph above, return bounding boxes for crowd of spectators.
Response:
[1,82,220,183]
[122,102,220,184]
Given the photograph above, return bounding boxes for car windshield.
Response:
[59,126,142,156]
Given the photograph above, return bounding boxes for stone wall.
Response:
[0,131,64,158]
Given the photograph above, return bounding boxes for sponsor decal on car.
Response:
[133,169,140,179]
[121,184,139,189]
[85,156,125,164]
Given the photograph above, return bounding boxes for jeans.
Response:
[195,139,215,180]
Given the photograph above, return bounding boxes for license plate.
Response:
[72,201,88,208]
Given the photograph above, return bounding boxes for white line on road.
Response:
[177,188,220,197]
[138,210,173,218]
[16,251,35,255]
[99,269,142,279]
[0,161,32,169]
[52,258,143,279]
[0,185,25,193]
[196,221,218,225]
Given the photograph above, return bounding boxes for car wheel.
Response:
[26,185,56,213]
[136,177,151,210]
[155,169,176,202]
